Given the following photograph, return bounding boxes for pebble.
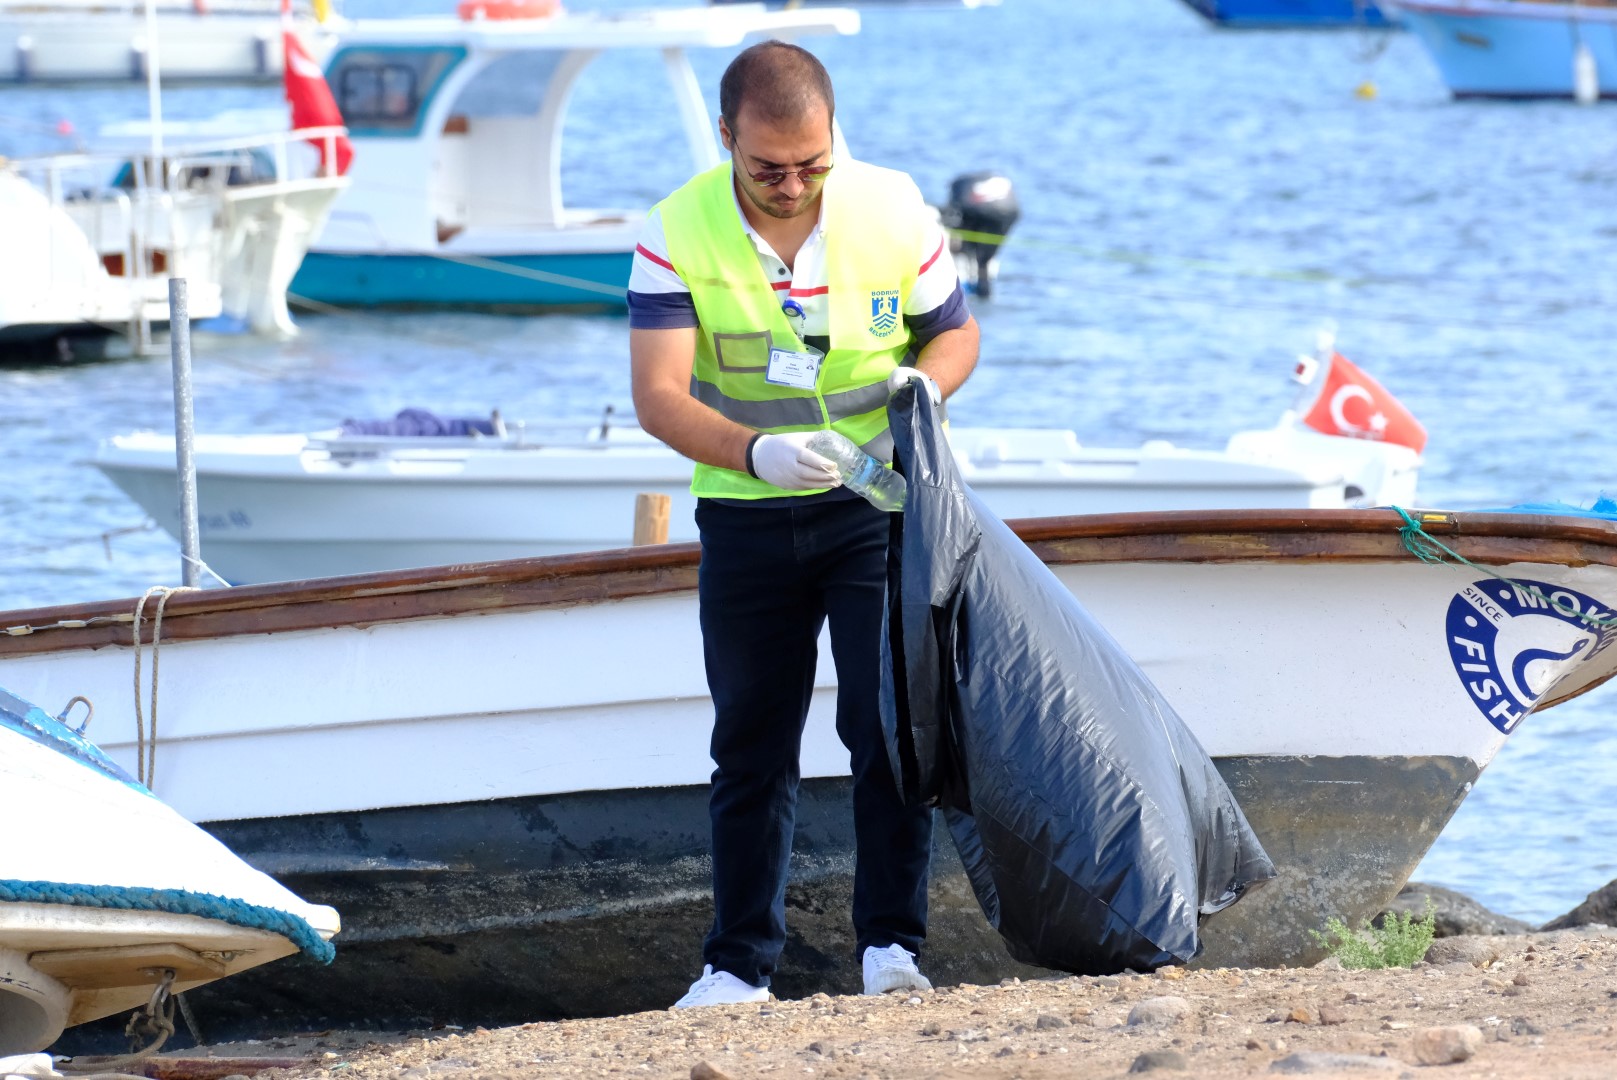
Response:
[1317,1004,1347,1026]
[690,1063,733,1080]
[1128,1049,1189,1072]
[1285,1005,1314,1025]
[1035,1013,1070,1030]
[1128,996,1193,1027]
[1424,938,1500,968]
[1412,1024,1484,1065]
[1268,1051,1399,1073]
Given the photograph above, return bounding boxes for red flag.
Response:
[283,13,352,176]
[1299,352,1426,453]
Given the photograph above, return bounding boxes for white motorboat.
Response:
[0,507,1608,1024]
[92,411,1420,584]
[0,684,339,1053]
[0,0,338,84]
[0,127,348,353]
[289,2,862,310]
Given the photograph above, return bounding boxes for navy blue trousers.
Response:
[696,496,932,988]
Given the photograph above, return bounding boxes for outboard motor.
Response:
[941,171,1019,300]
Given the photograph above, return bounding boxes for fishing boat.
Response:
[0,684,338,1053]
[0,127,348,355]
[1388,0,1617,99]
[0,507,1610,1029]
[1174,0,1398,28]
[287,2,861,311]
[90,411,1420,584]
[0,0,337,84]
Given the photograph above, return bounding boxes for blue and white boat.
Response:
[289,4,859,311]
[1175,0,1398,28]
[1389,0,1617,99]
[0,685,338,1053]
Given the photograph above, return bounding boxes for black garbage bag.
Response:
[880,385,1275,974]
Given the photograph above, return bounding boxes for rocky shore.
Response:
[84,881,1617,1080]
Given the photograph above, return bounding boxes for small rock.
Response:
[806,1041,835,1058]
[1314,956,1344,971]
[1246,1038,1265,1050]
[919,1022,942,1036]
[1129,1049,1189,1073]
[1268,1038,1288,1053]
[1089,1010,1125,1030]
[1035,1014,1070,1030]
[1423,938,1500,968]
[1509,1017,1543,1036]
[1285,1005,1314,1025]
[1129,996,1193,1027]
[995,1046,1017,1057]
[1156,965,1186,981]
[1318,1004,1347,1026]
[1511,972,1531,986]
[1412,1025,1484,1065]
[691,1064,734,1080]
[1269,1051,1399,1074]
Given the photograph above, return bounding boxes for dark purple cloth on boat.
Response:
[339,408,499,437]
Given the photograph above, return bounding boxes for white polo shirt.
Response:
[627,171,969,347]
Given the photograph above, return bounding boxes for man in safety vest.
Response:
[629,40,979,1008]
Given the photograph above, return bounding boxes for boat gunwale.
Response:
[3,509,1616,659]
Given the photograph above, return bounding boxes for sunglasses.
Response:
[733,138,833,188]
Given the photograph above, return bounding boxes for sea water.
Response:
[1,0,1614,925]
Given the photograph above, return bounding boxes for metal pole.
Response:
[168,278,202,588]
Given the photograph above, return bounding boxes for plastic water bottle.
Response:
[806,430,907,512]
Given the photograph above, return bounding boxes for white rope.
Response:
[130,586,197,792]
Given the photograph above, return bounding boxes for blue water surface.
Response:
[1,0,1615,926]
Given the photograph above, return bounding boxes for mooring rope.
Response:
[1391,505,1617,631]
[130,586,197,792]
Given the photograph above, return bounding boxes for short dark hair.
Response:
[719,40,835,135]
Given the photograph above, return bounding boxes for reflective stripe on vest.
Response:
[658,159,923,500]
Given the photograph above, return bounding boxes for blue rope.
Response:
[0,879,334,964]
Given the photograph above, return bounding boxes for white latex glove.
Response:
[751,432,842,490]
[887,366,942,405]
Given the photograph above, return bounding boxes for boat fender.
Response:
[1574,40,1599,106]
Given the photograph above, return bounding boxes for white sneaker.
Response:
[672,965,770,1008]
[862,943,932,995]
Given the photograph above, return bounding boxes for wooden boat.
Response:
[0,685,339,1053]
[0,507,1611,1030]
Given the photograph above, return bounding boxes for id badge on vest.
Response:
[765,343,823,391]
[767,299,821,390]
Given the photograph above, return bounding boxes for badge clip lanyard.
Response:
[781,299,808,348]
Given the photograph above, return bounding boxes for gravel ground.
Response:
[202,927,1617,1080]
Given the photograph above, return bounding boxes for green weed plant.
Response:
[1309,898,1437,970]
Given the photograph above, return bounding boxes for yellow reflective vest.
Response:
[658,159,925,500]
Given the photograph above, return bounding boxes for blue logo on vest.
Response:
[1445,578,1617,733]
[869,290,899,338]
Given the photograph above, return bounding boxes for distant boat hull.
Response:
[2,509,1614,1029]
[288,250,632,311]
[1392,0,1617,99]
[91,423,1419,584]
[1178,0,1397,28]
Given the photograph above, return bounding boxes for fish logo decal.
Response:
[869,290,900,338]
[1446,579,1617,733]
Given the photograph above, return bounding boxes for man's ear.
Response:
[717,116,733,152]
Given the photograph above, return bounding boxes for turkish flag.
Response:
[283,5,352,176]
[1299,352,1427,454]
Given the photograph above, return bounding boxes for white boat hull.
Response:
[0,689,339,1052]
[93,423,1419,584]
